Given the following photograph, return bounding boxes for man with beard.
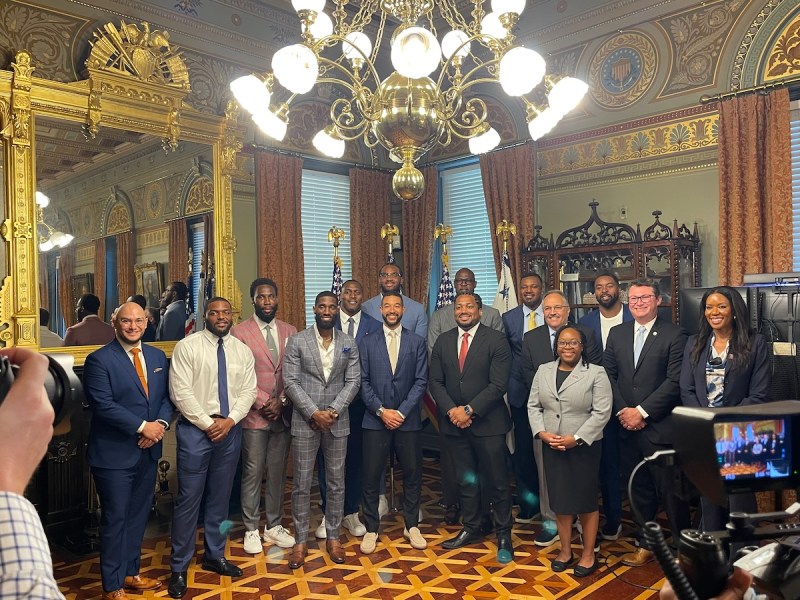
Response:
[429,293,514,563]
[579,272,633,541]
[501,272,545,523]
[84,302,173,600]
[283,291,360,569]
[167,298,256,598]
[232,278,297,555]
[64,293,115,346]
[361,263,428,339]
[358,292,428,554]
[315,280,381,540]
[156,282,189,341]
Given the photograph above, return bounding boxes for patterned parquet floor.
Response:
[53,458,666,599]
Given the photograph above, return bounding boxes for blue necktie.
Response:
[217,337,229,417]
[633,325,647,367]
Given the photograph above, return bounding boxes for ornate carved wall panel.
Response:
[763,11,800,80]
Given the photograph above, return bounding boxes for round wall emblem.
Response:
[589,31,657,109]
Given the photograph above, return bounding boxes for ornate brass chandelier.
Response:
[36,192,74,252]
[230,0,588,201]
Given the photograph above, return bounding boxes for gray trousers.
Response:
[291,431,347,543]
[533,438,556,521]
[240,427,291,531]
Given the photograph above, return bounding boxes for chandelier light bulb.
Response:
[343,32,372,61]
[308,11,333,40]
[253,110,288,141]
[58,233,75,248]
[548,76,589,116]
[391,26,441,79]
[469,125,501,154]
[35,191,50,207]
[229,75,271,115]
[442,30,470,60]
[480,12,506,41]
[272,44,319,95]
[39,239,55,252]
[491,0,526,15]
[528,107,561,141]
[292,0,325,13]
[312,127,345,158]
[499,47,545,96]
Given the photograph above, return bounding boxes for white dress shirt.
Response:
[341,311,361,338]
[456,322,481,354]
[599,309,624,348]
[169,329,257,430]
[523,305,545,333]
[313,324,336,381]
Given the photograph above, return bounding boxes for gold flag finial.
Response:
[328,225,346,258]
[495,219,517,253]
[433,223,454,271]
[380,223,399,257]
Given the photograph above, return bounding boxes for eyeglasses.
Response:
[379,272,400,279]
[629,294,657,304]
[454,278,475,284]
[118,318,147,326]
[543,305,568,313]
[557,340,582,348]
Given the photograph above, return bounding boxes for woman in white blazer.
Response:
[528,324,612,577]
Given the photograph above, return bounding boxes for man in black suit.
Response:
[520,290,602,546]
[429,292,514,563]
[603,278,690,566]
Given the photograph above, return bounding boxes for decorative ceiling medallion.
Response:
[589,31,657,109]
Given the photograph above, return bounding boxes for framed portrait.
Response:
[135,262,163,309]
[69,273,94,310]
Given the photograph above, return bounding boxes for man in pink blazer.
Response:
[231,278,298,555]
[64,294,115,346]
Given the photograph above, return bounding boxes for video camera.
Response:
[655,401,800,599]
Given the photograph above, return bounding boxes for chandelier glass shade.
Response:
[36,192,74,252]
[231,0,588,201]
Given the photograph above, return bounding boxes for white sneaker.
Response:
[360,531,378,554]
[263,524,295,548]
[403,527,427,550]
[343,513,367,537]
[315,516,327,539]
[243,529,263,554]
[378,495,389,518]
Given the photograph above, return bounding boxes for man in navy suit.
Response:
[361,263,428,339]
[316,279,382,539]
[84,301,173,600]
[578,272,633,541]
[501,272,544,522]
[358,291,428,554]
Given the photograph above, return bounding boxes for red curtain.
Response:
[168,218,188,287]
[255,150,306,330]
[480,143,536,288]
[116,231,134,305]
[349,168,392,296]
[718,88,792,284]
[57,247,75,328]
[94,238,106,320]
[401,165,438,309]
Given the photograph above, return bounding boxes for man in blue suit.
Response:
[501,272,544,522]
[361,263,428,339]
[578,271,633,540]
[84,301,173,600]
[316,279,382,539]
[359,291,428,554]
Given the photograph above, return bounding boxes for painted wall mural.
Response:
[588,31,657,109]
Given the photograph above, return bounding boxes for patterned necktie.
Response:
[265,323,278,363]
[551,331,556,352]
[388,330,398,373]
[217,337,230,416]
[634,325,647,366]
[131,347,148,398]
[527,311,536,331]
[459,332,470,372]
[346,317,354,337]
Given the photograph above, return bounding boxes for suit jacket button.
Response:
[556,415,560,419]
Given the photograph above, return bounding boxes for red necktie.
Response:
[459,332,470,372]
[131,347,148,398]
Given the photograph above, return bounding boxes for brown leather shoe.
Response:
[101,590,128,600]
[620,548,655,567]
[326,538,346,564]
[288,543,308,569]
[124,575,162,591]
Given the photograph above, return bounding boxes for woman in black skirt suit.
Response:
[528,325,612,576]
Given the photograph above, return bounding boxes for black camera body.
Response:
[0,353,83,424]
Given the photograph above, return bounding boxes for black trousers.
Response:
[361,428,422,532]
[446,431,512,534]
[509,404,540,516]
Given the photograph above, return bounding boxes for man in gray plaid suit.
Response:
[283,291,361,569]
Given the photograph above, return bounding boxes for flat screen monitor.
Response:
[758,287,800,343]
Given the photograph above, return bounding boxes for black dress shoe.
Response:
[442,529,484,549]
[167,571,187,599]
[550,555,575,572]
[201,557,243,577]
[496,534,514,564]
[444,504,460,525]
[574,560,600,577]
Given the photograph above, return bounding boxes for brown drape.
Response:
[94,237,106,320]
[38,253,48,310]
[168,218,188,286]
[57,247,75,328]
[256,150,305,330]
[401,165,438,309]
[349,168,392,296]
[718,88,792,285]
[116,230,135,306]
[480,143,536,288]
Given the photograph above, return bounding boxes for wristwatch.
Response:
[377,407,385,417]
[280,396,289,407]
[463,405,473,416]
[326,407,340,419]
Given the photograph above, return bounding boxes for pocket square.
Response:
[153,367,164,373]
[343,347,352,354]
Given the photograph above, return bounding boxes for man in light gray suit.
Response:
[283,291,360,569]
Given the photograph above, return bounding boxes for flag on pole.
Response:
[185,250,197,335]
[435,257,455,310]
[331,254,343,299]
[493,249,518,314]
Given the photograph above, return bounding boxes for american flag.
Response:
[331,255,343,299]
[185,250,196,335]
[493,249,519,314]
[387,252,395,264]
[435,254,455,310]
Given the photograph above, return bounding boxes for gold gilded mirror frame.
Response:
[0,22,242,363]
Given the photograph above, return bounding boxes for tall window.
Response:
[791,100,800,270]
[189,220,205,315]
[440,162,496,304]
[301,169,351,324]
